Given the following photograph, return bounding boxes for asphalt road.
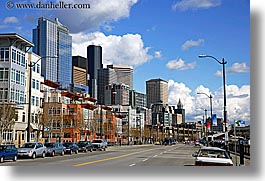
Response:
[1,144,199,167]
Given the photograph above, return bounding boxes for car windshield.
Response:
[63,142,73,147]
[45,143,55,147]
[92,140,102,143]
[21,143,35,148]
[198,149,228,158]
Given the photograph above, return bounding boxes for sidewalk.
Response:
[230,154,250,166]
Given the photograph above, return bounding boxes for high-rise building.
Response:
[107,65,133,89]
[33,17,72,88]
[105,83,130,106]
[97,68,117,104]
[146,78,168,108]
[87,45,103,99]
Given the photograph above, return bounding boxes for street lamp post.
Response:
[197,92,213,132]
[198,54,228,149]
[27,56,57,142]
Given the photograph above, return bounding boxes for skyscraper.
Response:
[97,68,117,105]
[107,65,133,89]
[87,45,103,99]
[146,78,168,108]
[33,17,72,88]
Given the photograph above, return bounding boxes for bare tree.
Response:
[0,103,17,143]
[35,108,55,142]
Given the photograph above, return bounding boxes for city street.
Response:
[1,144,198,167]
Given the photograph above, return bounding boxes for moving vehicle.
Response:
[0,144,18,163]
[91,139,107,151]
[44,142,65,157]
[18,142,47,159]
[192,146,233,166]
[63,142,79,154]
[77,141,93,152]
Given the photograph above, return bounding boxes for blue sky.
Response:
[0,0,250,123]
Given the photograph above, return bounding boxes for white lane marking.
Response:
[142,159,148,162]
[153,155,158,157]
[129,163,136,166]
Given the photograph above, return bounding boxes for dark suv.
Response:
[77,141,93,152]
[63,142,79,154]
[0,144,18,163]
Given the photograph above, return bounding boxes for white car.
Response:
[18,142,47,159]
[192,146,233,166]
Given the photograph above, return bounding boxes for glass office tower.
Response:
[33,17,72,88]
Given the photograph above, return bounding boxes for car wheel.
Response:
[32,153,36,159]
[0,156,4,163]
[90,148,92,152]
[61,151,64,156]
[84,149,87,153]
[13,155,17,162]
[75,150,78,154]
[70,150,72,155]
[42,152,45,158]
[51,151,55,157]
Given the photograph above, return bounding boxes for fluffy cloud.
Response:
[227,62,250,73]
[172,0,221,11]
[71,31,152,67]
[168,80,250,123]
[55,0,138,33]
[3,16,19,24]
[166,58,196,70]
[181,39,204,50]
[215,62,250,77]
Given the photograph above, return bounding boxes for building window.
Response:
[0,48,9,61]
[32,96,35,106]
[37,64,40,73]
[22,112,25,122]
[12,49,16,63]
[0,68,9,82]
[2,131,13,142]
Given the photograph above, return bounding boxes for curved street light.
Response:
[27,56,58,142]
[197,92,213,132]
[198,54,228,149]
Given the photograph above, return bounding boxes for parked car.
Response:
[192,146,233,166]
[194,140,201,147]
[18,142,47,159]
[91,139,107,151]
[0,144,18,163]
[77,141,93,152]
[44,142,65,157]
[63,142,79,154]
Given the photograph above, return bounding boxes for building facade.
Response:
[105,83,130,106]
[146,78,168,108]
[106,65,133,90]
[87,45,103,99]
[97,67,117,105]
[33,17,72,88]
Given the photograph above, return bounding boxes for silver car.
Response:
[18,142,47,159]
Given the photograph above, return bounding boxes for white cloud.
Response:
[168,80,250,123]
[154,51,162,58]
[172,0,221,11]
[55,0,138,33]
[166,58,196,70]
[214,62,250,77]
[71,31,152,67]
[3,16,19,24]
[227,62,250,73]
[181,39,204,50]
